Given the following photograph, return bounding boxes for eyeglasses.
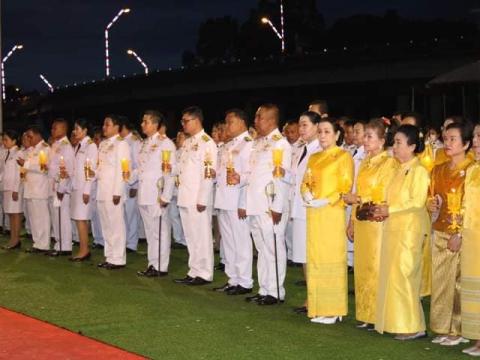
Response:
[181,117,195,125]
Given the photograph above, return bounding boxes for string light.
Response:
[105,8,131,77]
[39,74,54,92]
[1,44,23,101]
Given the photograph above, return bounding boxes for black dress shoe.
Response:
[174,276,193,284]
[2,242,21,250]
[137,265,167,277]
[91,243,104,249]
[97,261,109,268]
[187,277,211,286]
[172,243,187,249]
[287,259,295,267]
[25,247,48,254]
[227,285,253,295]
[72,242,80,247]
[69,252,91,262]
[104,262,125,270]
[212,283,236,292]
[293,306,307,314]
[258,295,284,305]
[245,294,265,303]
[214,263,225,272]
[47,250,72,257]
[126,248,137,254]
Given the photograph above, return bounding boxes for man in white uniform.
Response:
[21,126,51,253]
[212,109,254,295]
[135,110,176,277]
[244,104,292,305]
[48,119,75,256]
[95,115,131,270]
[174,106,217,286]
[120,118,141,253]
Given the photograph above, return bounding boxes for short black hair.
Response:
[105,114,122,127]
[3,129,19,144]
[25,124,42,136]
[74,118,92,138]
[344,119,355,129]
[446,120,473,151]
[395,124,425,154]
[144,110,165,126]
[225,108,248,124]
[118,115,134,132]
[182,106,204,123]
[299,111,322,125]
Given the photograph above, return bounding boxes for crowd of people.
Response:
[0,100,479,356]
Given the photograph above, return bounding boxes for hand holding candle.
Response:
[39,150,48,172]
[204,149,214,179]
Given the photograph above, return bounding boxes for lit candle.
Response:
[227,150,234,169]
[39,150,47,166]
[272,147,284,178]
[162,150,171,163]
[121,158,129,172]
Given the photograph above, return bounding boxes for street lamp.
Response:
[1,44,23,101]
[39,74,54,93]
[105,8,131,77]
[127,49,149,75]
[260,0,285,53]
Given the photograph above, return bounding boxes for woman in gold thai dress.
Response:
[460,123,480,357]
[302,117,354,325]
[344,119,396,329]
[373,125,429,340]
[427,121,474,346]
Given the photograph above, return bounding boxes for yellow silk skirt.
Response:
[306,205,347,318]
[375,220,425,334]
[430,230,461,336]
[353,218,382,324]
[461,228,480,340]
[420,211,432,297]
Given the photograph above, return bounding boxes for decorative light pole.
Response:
[261,0,285,53]
[127,49,149,75]
[105,8,130,77]
[1,44,23,101]
[39,74,54,93]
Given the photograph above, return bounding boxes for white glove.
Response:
[305,198,329,208]
[302,190,314,203]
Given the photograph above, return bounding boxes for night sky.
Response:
[3,0,475,92]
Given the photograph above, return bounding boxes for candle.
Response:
[227,150,234,169]
[39,150,47,166]
[162,150,171,163]
[272,148,283,167]
[121,158,129,172]
[60,156,65,166]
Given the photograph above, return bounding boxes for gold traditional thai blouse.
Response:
[430,157,473,234]
[303,146,353,205]
[356,151,396,203]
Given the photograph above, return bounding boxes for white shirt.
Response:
[23,141,51,200]
[245,128,292,215]
[214,131,253,211]
[2,146,21,193]
[72,136,98,195]
[177,130,218,208]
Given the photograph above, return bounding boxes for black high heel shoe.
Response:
[69,252,91,262]
[2,242,21,250]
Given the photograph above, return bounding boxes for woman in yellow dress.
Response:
[302,117,353,325]
[459,123,480,356]
[427,121,473,346]
[344,119,396,329]
[373,124,429,340]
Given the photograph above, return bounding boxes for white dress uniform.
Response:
[90,180,104,246]
[214,131,254,289]
[245,128,292,300]
[167,147,186,246]
[123,132,141,251]
[346,145,365,267]
[0,145,7,228]
[135,133,176,272]
[96,135,130,265]
[285,139,304,261]
[18,146,32,235]
[177,129,217,281]
[290,139,321,263]
[2,146,22,214]
[23,140,51,250]
[48,136,75,252]
[71,136,98,220]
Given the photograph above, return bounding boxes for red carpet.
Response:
[0,307,146,359]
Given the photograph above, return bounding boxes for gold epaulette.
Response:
[87,139,94,144]
[116,135,124,141]
[61,139,70,145]
[201,134,211,142]
[42,141,49,147]
[272,134,282,141]
[244,136,253,142]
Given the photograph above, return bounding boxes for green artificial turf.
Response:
[0,235,466,359]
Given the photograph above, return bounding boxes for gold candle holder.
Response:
[161,150,172,174]
[204,150,213,179]
[272,148,283,178]
[226,151,236,186]
[121,158,130,182]
[84,158,92,181]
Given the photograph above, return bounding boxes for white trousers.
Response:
[217,209,253,289]
[23,199,31,234]
[90,200,104,245]
[139,204,171,272]
[249,212,288,300]
[168,197,186,245]
[285,217,294,261]
[98,200,126,265]
[49,195,72,251]
[124,194,140,250]
[179,206,213,281]
[26,199,50,250]
[292,218,307,264]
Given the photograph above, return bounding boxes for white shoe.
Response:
[463,346,479,354]
[310,317,325,323]
[394,332,427,341]
[440,337,470,346]
[312,316,342,325]
[468,348,480,357]
[431,335,448,343]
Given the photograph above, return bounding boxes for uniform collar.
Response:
[191,129,206,141]
[55,136,69,145]
[80,136,90,146]
[306,139,319,152]
[264,128,281,141]
[232,131,249,143]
